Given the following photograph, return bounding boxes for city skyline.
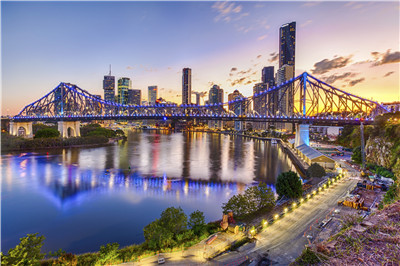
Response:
[2,1,399,115]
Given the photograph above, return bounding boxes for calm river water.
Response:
[1,130,294,254]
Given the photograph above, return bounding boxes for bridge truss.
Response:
[13,72,388,125]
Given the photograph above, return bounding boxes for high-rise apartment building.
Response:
[128,89,141,106]
[261,66,275,89]
[228,90,243,111]
[148,86,158,105]
[279,22,296,74]
[208,85,224,104]
[103,67,115,103]
[277,64,295,131]
[117,77,131,105]
[182,68,192,105]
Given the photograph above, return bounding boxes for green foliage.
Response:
[34,128,60,138]
[52,253,77,266]
[382,183,399,205]
[294,247,326,265]
[32,124,57,134]
[115,129,125,137]
[97,242,119,265]
[76,253,98,265]
[276,171,303,199]
[352,146,362,164]
[143,207,190,250]
[306,163,326,178]
[337,125,355,148]
[367,163,396,180]
[188,210,206,235]
[1,132,109,151]
[222,183,275,217]
[159,207,188,235]
[1,233,45,265]
[86,127,116,138]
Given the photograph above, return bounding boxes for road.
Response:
[212,176,359,265]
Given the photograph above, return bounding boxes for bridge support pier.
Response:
[295,124,310,147]
[58,121,81,138]
[9,121,33,138]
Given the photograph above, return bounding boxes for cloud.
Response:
[237,68,252,75]
[126,66,134,70]
[322,72,358,84]
[384,71,395,77]
[231,77,247,86]
[257,34,268,41]
[230,67,237,72]
[212,2,244,23]
[372,50,400,66]
[300,20,312,28]
[257,55,262,59]
[348,78,365,87]
[302,1,320,7]
[269,52,279,63]
[311,55,353,75]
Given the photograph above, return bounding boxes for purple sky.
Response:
[2,1,399,115]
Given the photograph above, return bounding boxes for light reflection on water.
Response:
[1,131,294,254]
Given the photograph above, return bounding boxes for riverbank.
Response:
[0,133,125,153]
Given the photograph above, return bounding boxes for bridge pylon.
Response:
[9,121,33,138]
[58,121,81,138]
[294,124,310,147]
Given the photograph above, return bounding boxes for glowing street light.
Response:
[274,214,279,220]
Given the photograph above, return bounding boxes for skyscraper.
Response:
[182,68,192,105]
[148,86,158,105]
[128,89,141,106]
[279,22,296,74]
[103,66,115,102]
[261,66,275,89]
[277,64,295,131]
[208,85,224,104]
[118,77,131,105]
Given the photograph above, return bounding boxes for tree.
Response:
[352,146,362,164]
[276,171,303,199]
[188,210,205,230]
[222,183,275,217]
[159,207,188,235]
[306,163,326,178]
[1,233,45,265]
[34,128,60,138]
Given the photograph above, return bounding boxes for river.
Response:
[1,130,295,254]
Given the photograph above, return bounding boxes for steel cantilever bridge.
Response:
[13,72,388,126]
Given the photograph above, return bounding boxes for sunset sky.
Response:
[2,1,399,115]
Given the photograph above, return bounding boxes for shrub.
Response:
[97,243,120,265]
[34,128,60,138]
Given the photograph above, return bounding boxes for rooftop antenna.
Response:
[109,64,112,76]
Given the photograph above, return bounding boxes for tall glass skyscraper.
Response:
[208,85,223,104]
[148,86,157,105]
[117,77,131,105]
[103,68,115,102]
[262,66,275,89]
[279,22,296,72]
[182,68,192,105]
[128,89,141,106]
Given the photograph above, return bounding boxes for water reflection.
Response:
[1,131,294,254]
